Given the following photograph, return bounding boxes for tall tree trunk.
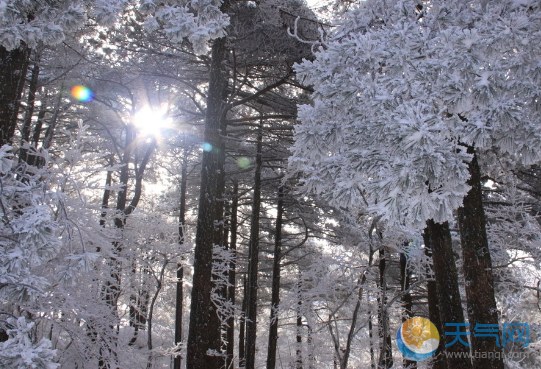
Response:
[0,44,31,147]
[368,296,375,369]
[400,252,416,369]
[226,181,239,369]
[340,248,374,369]
[267,186,284,369]
[208,132,227,368]
[423,242,447,369]
[245,121,263,369]
[99,127,134,369]
[296,284,303,369]
[186,15,230,366]
[377,249,393,369]
[99,131,155,368]
[19,48,41,165]
[30,94,47,149]
[457,147,503,369]
[307,325,315,369]
[174,150,189,369]
[424,220,472,369]
[239,276,247,369]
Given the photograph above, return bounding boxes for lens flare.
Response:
[71,85,94,102]
[237,157,250,169]
[202,143,213,152]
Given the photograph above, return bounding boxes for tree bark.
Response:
[423,241,447,369]
[377,249,393,369]
[424,220,472,369]
[226,181,239,369]
[19,48,41,165]
[239,276,247,369]
[457,147,503,369]
[245,121,263,369]
[0,44,31,147]
[400,252,416,369]
[186,20,230,368]
[296,283,303,369]
[208,132,227,368]
[174,149,189,369]
[266,186,284,369]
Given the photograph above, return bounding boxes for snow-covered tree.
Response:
[290,1,541,368]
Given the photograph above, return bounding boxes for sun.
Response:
[133,106,171,137]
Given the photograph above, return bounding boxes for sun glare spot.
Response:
[133,107,171,137]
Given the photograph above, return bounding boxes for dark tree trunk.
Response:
[99,131,155,369]
[226,181,239,369]
[19,49,41,164]
[208,131,228,368]
[377,249,393,369]
[296,284,303,369]
[99,127,134,369]
[341,247,374,369]
[174,150,189,369]
[400,252,416,369]
[0,44,31,147]
[30,94,47,149]
[424,220,472,369]
[368,300,375,369]
[423,242,447,369]
[266,186,284,369]
[239,276,247,369]
[186,23,229,368]
[457,147,503,369]
[245,122,263,369]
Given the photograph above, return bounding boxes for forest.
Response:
[1,0,541,368]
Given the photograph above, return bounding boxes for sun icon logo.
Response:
[396,317,440,361]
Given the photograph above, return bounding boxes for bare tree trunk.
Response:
[296,298,302,369]
[226,181,238,369]
[99,132,156,368]
[266,186,284,369]
[19,48,41,164]
[186,13,230,366]
[423,242,447,369]
[174,150,189,369]
[377,249,393,369]
[0,44,30,147]
[368,297,375,369]
[400,252,416,369]
[245,121,263,369]
[424,220,472,369]
[30,94,47,149]
[340,248,373,369]
[208,133,227,368]
[457,147,503,369]
[239,276,247,369]
[146,261,168,369]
